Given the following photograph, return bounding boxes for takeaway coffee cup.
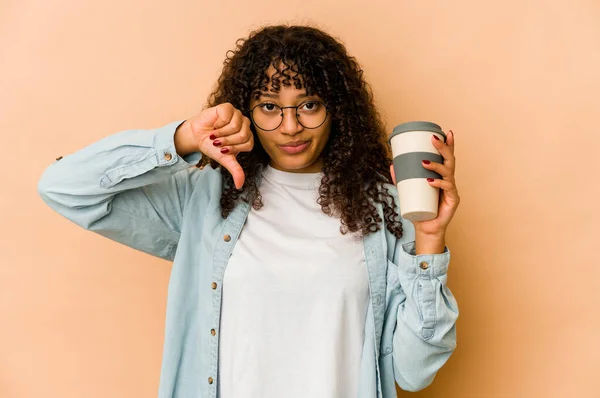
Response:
[389,121,447,222]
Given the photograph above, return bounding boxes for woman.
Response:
[38,25,460,398]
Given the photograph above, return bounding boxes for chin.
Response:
[271,155,320,172]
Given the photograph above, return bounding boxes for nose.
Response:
[279,107,303,135]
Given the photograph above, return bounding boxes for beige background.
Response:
[1,0,599,397]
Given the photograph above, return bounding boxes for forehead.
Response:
[264,65,304,90]
[259,85,306,98]
[250,61,322,103]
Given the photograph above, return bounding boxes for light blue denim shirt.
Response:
[37,121,459,398]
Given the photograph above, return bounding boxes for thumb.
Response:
[220,155,246,190]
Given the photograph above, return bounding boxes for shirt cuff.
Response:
[396,241,450,278]
[153,120,202,167]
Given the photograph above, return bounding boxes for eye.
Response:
[259,103,279,113]
[299,101,321,112]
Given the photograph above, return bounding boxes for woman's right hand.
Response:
[175,103,254,189]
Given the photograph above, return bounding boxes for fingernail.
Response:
[432,135,440,141]
[449,130,453,136]
[213,140,222,147]
[209,134,216,140]
[220,147,229,154]
[427,178,434,182]
[422,160,431,165]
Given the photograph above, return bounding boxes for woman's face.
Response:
[249,68,332,173]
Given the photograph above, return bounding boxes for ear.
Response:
[389,164,396,185]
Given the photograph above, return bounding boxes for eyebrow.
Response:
[260,93,309,99]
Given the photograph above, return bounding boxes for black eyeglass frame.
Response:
[249,100,330,132]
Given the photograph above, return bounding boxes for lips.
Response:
[280,141,308,147]
[278,140,310,154]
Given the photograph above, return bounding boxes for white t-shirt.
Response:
[218,164,370,398]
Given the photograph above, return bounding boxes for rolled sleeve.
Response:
[396,241,450,279]
[391,240,458,391]
[38,120,205,261]
[154,120,200,167]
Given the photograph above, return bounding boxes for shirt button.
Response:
[164,152,173,161]
[208,377,214,384]
[419,261,429,270]
[211,282,218,290]
[223,234,231,242]
[211,329,216,336]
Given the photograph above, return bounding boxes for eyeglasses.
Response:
[249,100,329,131]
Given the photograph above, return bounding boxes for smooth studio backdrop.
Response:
[1,0,599,397]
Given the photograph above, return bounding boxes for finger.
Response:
[426,178,460,201]
[212,117,252,146]
[223,137,254,155]
[442,129,455,158]
[218,154,246,189]
[213,103,235,130]
[447,130,455,156]
[422,159,454,179]
[432,134,456,170]
[212,110,245,138]
[389,164,397,185]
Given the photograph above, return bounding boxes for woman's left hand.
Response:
[390,130,460,238]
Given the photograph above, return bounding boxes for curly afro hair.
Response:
[199,24,404,238]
